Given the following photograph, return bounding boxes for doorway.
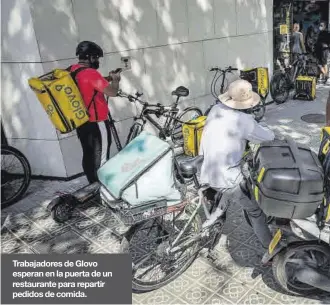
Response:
[273,0,330,71]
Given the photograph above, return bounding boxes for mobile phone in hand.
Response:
[112,68,122,74]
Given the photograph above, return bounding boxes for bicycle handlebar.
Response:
[117,89,175,111]
[210,66,238,72]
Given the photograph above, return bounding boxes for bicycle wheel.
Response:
[171,107,203,146]
[125,122,143,145]
[1,145,31,208]
[270,72,290,104]
[120,207,202,292]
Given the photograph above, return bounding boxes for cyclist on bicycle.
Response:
[199,79,276,264]
[71,41,121,184]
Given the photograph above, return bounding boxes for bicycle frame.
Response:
[210,69,234,99]
[107,111,123,152]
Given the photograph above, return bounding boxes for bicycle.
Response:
[270,53,318,104]
[1,145,31,209]
[205,66,266,122]
[119,149,255,292]
[117,86,203,147]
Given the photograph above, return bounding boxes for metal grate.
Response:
[301,114,325,124]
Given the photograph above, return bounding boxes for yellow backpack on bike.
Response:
[240,67,269,98]
[182,116,207,157]
[28,67,90,133]
[318,127,330,224]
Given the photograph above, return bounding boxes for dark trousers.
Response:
[215,179,272,249]
[76,120,112,184]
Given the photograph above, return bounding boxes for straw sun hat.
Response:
[218,79,260,110]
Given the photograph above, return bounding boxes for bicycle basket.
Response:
[100,186,188,226]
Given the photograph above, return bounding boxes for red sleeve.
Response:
[87,69,109,93]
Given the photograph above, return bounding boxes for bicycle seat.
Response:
[178,155,203,179]
[172,86,189,97]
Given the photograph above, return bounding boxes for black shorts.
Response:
[316,48,329,66]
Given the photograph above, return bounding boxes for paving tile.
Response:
[12,223,51,244]
[32,216,71,237]
[74,224,110,242]
[215,278,250,304]
[183,258,214,281]
[92,230,121,253]
[80,204,106,219]
[12,199,40,213]
[253,271,284,299]
[1,229,16,244]
[141,288,177,305]
[211,249,244,277]
[199,267,231,292]
[24,205,52,221]
[1,239,32,254]
[30,230,93,254]
[69,216,98,232]
[93,247,109,254]
[132,292,147,305]
[3,213,31,232]
[169,297,188,304]
[238,289,274,304]
[97,214,117,228]
[233,267,268,288]
[4,212,51,244]
[164,274,192,296]
[204,293,234,304]
[179,282,214,304]
[23,204,76,236]
[273,292,308,304]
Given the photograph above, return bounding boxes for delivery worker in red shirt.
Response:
[70,41,121,183]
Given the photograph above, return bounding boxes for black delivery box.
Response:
[251,139,324,219]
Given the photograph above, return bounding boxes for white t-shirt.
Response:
[199,103,275,189]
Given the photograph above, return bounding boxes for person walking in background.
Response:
[315,21,330,84]
[291,22,306,62]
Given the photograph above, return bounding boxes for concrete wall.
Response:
[1,0,273,178]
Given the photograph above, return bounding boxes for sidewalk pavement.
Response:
[1,85,330,304]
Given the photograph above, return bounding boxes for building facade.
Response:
[1,0,274,178]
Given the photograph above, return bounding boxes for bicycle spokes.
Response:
[1,152,27,202]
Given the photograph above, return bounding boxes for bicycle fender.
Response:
[47,196,64,212]
[46,194,77,211]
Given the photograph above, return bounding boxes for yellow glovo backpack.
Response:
[28,66,91,133]
[317,127,330,226]
[182,116,207,156]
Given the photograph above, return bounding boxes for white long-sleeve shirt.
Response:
[199,103,275,189]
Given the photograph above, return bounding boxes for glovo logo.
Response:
[55,85,87,120]
[183,127,191,155]
[46,104,55,117]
